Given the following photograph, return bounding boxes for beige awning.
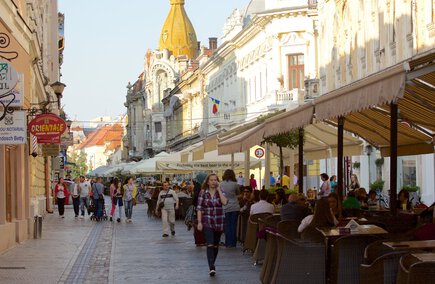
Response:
[314,54,434,157]
[217,123,265,155]
[264,103,314,137]
[315,64,406,121]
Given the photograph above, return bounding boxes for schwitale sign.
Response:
[28,113,67,144]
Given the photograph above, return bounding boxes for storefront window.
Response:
[402,159,416,186]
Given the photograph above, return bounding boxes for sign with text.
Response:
[0,60,23,107]
[41,144,60,157]
[0,111,26,144]
[28,113,67,144]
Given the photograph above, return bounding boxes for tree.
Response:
[67,151,88,177]
[261,129,302,182]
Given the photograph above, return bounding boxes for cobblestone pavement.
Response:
[0,202,261,284]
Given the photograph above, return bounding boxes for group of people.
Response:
[54,176,138,222]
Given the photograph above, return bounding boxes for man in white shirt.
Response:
[79,175,91,218]
[237,172,244,187]
[250,189,274,215]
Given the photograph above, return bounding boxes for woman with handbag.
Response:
[197,173,228,277]
[156,181,179,237]
[123,177,137,223]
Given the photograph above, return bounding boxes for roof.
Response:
[77,124,123,151]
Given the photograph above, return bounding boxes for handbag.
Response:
[133,198,137,206]
[156,190,169,216]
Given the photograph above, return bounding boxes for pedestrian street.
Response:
[0,201,261,284]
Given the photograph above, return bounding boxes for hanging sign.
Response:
[0,60,23,107]
[0,111,26,144]
[41,143,60,156]
[28,113,67,144]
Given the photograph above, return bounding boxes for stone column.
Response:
[265,143,270,189]
[0,146,6,224]
[244,150,250,186]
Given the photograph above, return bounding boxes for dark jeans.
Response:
[72,196,80,216]
[224,211,239,247]
[203,227,222,270]
[94,198,103,218]
[57,198,65,216]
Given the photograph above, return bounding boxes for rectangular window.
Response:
[155,121,162,140]
[287,54,305,89]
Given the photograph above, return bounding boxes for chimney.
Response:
[197,41,201,51]
[209,37,217,51]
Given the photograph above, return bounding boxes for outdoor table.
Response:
[383,240,435,251]
[411,252,435,262]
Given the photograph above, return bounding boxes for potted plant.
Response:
[369,179,385,191]
[375,158,384,167]
[402,185,420,192]
[352,161,361,169]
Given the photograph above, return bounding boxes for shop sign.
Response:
[41,143,60,157]
[0,60,23,107]
[28,113,66,144]
[0,111,26,145]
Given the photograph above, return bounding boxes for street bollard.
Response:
[33,215,43,239]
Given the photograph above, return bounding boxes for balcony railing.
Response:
[275,89,304,105]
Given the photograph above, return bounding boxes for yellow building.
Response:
[0,0,62,252]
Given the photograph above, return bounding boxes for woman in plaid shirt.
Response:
[197,173,228,277]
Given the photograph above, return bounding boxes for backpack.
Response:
[184,205,196,231]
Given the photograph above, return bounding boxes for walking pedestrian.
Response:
[79,175,91,219]
[123,177,137,223]
[221,169,240,248]
[109,178,118,221]
[156,181,179,237]
[113,180,124,222]
[71,177,81,218]
[54,177,69,218]
[197,173,228,277]
[92,177,105,221]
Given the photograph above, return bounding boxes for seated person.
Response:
[250,189,275,215]
[397,189,412,210]
[272,188,288,213]
[367,189,380,210]
[356,188,368,209]
[298,198,338,242]
[238,186,254,214]
[306,188,317,209]
[281,193,311,221]
[327,192,340,218]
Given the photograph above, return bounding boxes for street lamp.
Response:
[50,81,66,109]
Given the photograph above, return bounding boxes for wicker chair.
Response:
[397,254,420,284]
[360,251,408,284]
[242,212,272,253]
[253,215,281,265]
[271,234,325,284]
[330,234,380,284]
[277,220,301,239]
[237,212,249,244]
[397,254,435,284]
[259,230,279,283]
[363,240,394,264]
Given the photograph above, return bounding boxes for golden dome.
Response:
[159,0,198,59]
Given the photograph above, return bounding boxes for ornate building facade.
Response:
[125,0,198,159]
[0,0,62,252]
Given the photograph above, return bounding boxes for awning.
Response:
[263,103,314,137]
[128,152,169,174]
[314,56,434,157]
[218,123,265,155]
[315,64,406,120]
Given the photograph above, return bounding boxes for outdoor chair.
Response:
[237,212,249,244]
[271,234,325,284]
[330,234,380,284]
[360,251,408,284]
[363,240,394,264]
[243,212,272,254]
[277,219,300,239]
[397,254,435,284]
[259,230,279,283]
[253,214,281,265]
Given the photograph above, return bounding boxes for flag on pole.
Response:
[210,97,220,114]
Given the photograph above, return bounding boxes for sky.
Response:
[58,0,249,123]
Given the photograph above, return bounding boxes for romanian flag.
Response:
[211,97,220,114]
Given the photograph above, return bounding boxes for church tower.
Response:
[159,0,198,59]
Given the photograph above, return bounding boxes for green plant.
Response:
[352,161,360,169]
[402,185,420,192]
[369,179,385,191]
[375,158,384,167]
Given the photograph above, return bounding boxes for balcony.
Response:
[275,89,304,105]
